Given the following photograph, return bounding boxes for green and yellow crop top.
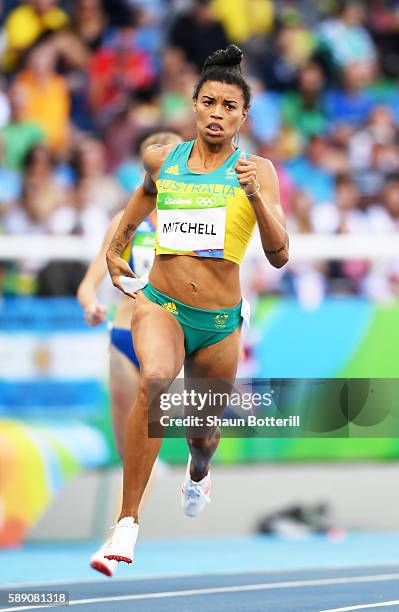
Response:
[155,140,256,265]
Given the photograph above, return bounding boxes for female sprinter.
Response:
[77,132,182,575]
[104,45,289,564]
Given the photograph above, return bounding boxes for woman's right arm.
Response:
[106,144,172,292]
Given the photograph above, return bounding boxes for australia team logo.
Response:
[225,166,236,180]
[215,313,229,328]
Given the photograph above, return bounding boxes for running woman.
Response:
[77,131,182,576]
[104,44,289,564]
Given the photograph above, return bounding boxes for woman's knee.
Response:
[135,367,176,411]
[140,365,176,387]
[187,436,209,451]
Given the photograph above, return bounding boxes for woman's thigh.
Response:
[132,291,186,379]
[185,327,241,380]
[184,328,242,437]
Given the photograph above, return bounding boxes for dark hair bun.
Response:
[202,44,243,73]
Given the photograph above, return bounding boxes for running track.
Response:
[1,534,399,611]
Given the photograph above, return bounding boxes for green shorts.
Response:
[142,282,243,355]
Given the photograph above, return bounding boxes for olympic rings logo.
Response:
[197,197,216,206]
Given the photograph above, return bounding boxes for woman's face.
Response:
[194,80,247,147]
[27,146,53,174]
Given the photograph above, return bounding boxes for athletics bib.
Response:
[157,192,227,252]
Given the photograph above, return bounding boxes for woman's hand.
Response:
[84,302,107,326]
[106,251,137,295]
[235,152,259,196]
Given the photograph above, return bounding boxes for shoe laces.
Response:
[108,522,138,546]
[185,481,211,504]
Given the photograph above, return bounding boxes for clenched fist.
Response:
[235,152,259,196]
[84,302,107,326]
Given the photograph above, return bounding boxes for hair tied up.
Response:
[202,44,243,73]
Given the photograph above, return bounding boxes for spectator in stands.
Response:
[104,108,141,174]
[248,78,281,144]
[3,0,70,73]
[284,135,335,206]
[47,177,109,251]
[256,141,296,215]
[354,138,399,202]
[282,61,328,140]
[168,0,228,72]
[317,0,377,70]
[288,189,314,233]
[324,62,376,128]
[363,176,399,300]
[324,174,369,295]
[4,175,59,235]
[333,173,365,235]
[0,137,22,220]
[3,144,67,233]
[161,61,198,127]
[88,8,157,124]
[0,84,43,171]
[14,41,71,151]
[257,22,315,92]
[24,143,67,197]
[349,105,398,171]
[382,175,399,224]
[0,83,10,129]
[369,0,399,77]
[311,174,365,235]
[73,137,125,215]
[72,0,108,51]
[211,0,274,44]
[275,0,329,27]
[368,176,399,232]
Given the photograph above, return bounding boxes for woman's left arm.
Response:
[235,153,289,268]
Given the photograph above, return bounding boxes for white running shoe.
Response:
[104,516,139,564]
[181,457,212,518]
[90,542,118,577]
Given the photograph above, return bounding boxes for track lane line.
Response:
[2,562,399,589]
[320,601,399,611]
[2,572,399,610]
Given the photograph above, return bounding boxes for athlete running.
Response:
[77,132,182,576]
[104,44,289,564]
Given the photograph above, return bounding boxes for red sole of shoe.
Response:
[104,555,133,564]
[90,560,113,577]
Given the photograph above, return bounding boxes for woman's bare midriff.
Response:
[149,255,241,309]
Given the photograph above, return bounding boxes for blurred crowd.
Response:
[0,0,399,299]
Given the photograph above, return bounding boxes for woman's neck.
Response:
[191,136,236,170]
